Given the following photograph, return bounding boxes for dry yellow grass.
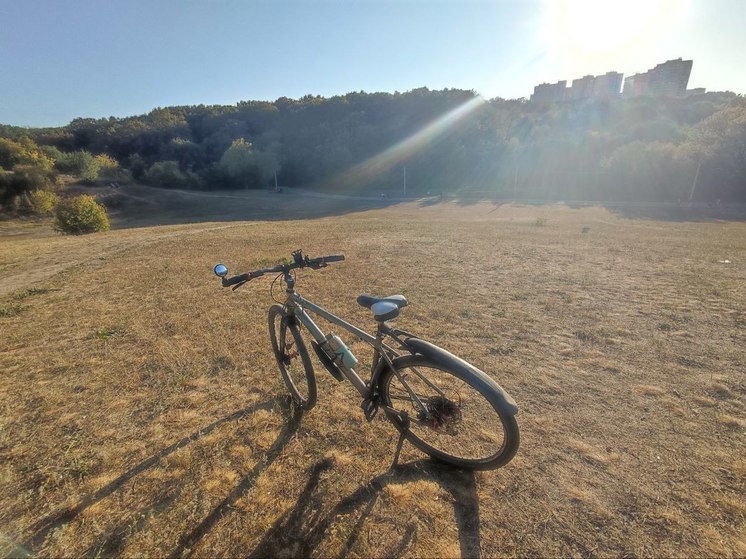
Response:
[1,201,745,557]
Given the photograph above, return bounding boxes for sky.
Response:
[1,0,744,127]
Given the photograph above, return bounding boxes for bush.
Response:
[55,150,99,183]
[0,164,57,204]
[29,189,58,215]
[0,138,26,170]
[94,154,130,183]
[54,195,110,234]
[143,160,200,189]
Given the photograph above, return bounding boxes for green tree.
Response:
[0,138,26,170]
[55,150,100,182]
[143,160,200,189]
[218,138,278,189]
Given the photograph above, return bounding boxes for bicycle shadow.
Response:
[24,395,291,552]
[167,404,305,557]
[248,458,481,559]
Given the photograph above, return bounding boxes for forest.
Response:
[1,87,745,207]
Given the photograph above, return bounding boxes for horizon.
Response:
[1,0,745,127]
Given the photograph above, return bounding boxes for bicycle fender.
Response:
[403,338,519,416]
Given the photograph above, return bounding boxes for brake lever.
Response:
[232,280,249,291]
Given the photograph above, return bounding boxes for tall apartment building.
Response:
[531,71,623,102]
[531,80,567,103]
[623,58,693,97]
[592,71,624,97]
[568,75,595,100]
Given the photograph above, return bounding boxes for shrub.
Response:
[54,195,110,234]
[40,145,64,162]
[55,150,99,183]
[143,160,200,189]
[127,154,147,181]
[94,154,130,183]
[29,189,58,215]
[0,138,26,170]
[0,164,57,204]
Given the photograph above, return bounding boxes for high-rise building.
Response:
[568,75,595,100]
[530,71,623,102]
[530,59,694,102]
[623,58,693,97]
[592,72,624,97]
[531,81,567,103]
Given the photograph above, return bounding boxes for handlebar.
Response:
[217,251,345,289]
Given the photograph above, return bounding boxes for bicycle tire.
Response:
[380,354,519,470]
[268,304,317,410]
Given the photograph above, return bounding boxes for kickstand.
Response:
[390,410,410,469]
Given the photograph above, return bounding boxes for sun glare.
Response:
[543,0,686,60]
[325,96,486,190]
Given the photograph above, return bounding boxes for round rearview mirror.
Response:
[214,264,228,277]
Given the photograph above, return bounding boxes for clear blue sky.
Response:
[1,0,744,127]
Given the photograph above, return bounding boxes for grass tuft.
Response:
[0,302,25,317]
[574,330,596,342]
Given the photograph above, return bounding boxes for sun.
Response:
[544,0,679,54]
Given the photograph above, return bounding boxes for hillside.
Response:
[2,89,745,209]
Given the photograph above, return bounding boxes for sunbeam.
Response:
[323,95,486,191]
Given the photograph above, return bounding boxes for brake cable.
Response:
[270,272,283,304]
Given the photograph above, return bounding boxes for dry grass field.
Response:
[1,200,744,557]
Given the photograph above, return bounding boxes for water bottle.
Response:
[325,333,358,371]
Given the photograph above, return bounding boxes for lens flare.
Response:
[323,96,486,190]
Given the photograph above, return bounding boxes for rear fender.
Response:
[402,338,519,416]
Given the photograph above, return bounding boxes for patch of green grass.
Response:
[574,330,597,342]
[550,290,573,303]
[12,287,52,301]
[92,327,124,340]
[0,302,25,317]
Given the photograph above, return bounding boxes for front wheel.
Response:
[268,304,317,410]
[380,355,519,470]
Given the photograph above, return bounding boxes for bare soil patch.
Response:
[1,203,744,557]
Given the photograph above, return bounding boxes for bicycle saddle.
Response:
[357,294,408,322]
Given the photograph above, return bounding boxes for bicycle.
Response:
[213,250,519,470]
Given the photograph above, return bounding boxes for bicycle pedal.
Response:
[361,398,378,422]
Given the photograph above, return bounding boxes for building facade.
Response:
[531,81,567,103]
[530,59,694,102]
[531,72,623,102]
[622,58,693,97]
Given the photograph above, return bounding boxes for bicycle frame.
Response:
[280,273,408,401]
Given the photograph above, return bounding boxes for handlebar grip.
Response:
[222,273,250,287]
[324,255,345,262]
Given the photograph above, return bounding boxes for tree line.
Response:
[1,87,745,208]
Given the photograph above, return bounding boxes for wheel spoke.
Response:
[384,358,510,465]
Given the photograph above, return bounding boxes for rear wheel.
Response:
[268,304,316,409]
[380,355,519,470]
